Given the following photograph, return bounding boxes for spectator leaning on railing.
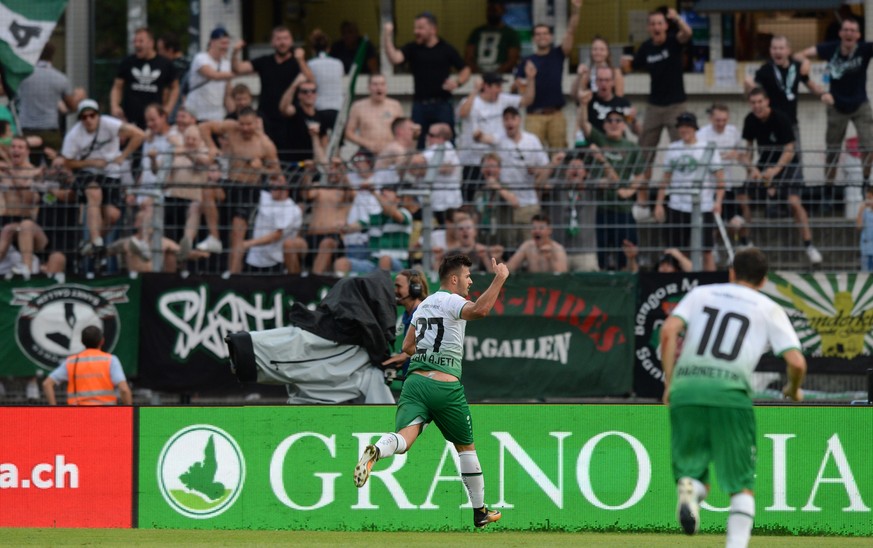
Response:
[654,112,724,272]
[301,157,354,274]
[243,173,308,275]
[542,151,599,272]
[199,108,280,275]
[577,90,645,271]
[0,136,45,280]
[742,87,821,265]
[505,214,568,273]
[60,99,145,257]
[473,152,518,249]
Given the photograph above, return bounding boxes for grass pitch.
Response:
[6,529,871,547]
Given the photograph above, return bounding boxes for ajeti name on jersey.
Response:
[408,290,468,379]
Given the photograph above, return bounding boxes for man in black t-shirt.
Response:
[623,8,691,191]
[232,26,314,164]
[279,77,330,164]
[799,17,873,187]
[110,28,179,129]
[745,36,826,185]
[587,66,638,135]
[742,87,821,265]
[383,12,470,149]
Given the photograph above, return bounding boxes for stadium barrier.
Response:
[1,271,871,398]
[1,405,870,535]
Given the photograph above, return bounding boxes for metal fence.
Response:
[1,144,869,280]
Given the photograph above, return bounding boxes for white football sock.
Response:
[374,432,406,459]
[691,478,708,501]
[459,450,485,508]
[726,492,755,548]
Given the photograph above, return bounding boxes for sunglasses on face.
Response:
[605,117,624,124]
[299,88,317,94]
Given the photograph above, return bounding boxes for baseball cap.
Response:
[210,27,230,40]
[675,112,698,129]
[604,109,626,121]
[482,72,505,85]
[77,99,100,118]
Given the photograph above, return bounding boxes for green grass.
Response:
[5,530,872,547]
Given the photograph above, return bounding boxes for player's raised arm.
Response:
[461,258,509,320]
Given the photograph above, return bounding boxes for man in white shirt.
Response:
[244,174,307,274]
[60,99,144,256]
[697,104,751,248]
[185,27,235,121]
[654,112,724,271]
[496,106,549,247]
[422,123,463,225]
[457,66,535,201]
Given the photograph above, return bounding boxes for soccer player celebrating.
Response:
[354,253,509,528]
[660,247,806,547]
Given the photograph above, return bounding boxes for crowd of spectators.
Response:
[0,3,869,281]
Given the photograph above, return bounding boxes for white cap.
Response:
[76,99,100,118]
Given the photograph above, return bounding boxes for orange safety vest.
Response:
[65,348,118,406]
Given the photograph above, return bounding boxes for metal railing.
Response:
[1,144,869,279]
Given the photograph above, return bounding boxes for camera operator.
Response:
[381,269,429,383]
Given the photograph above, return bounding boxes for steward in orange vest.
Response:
[43,325,133,405]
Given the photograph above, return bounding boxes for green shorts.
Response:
[395,373,474,445]
[670,405,756,494]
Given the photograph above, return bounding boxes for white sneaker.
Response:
[354,444,379,488]
[806,245,823,264]
[129,236,151,261]
[26,379,39,401]
[676,477,700,535]
[11,264,31,280]
[196,235,223,254]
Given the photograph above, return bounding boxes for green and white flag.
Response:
[0,0,68,95]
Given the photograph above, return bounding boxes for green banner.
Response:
[461,273,636,399]
[0,277,141,376]
[138,405,872,535]
[761,272,873,373]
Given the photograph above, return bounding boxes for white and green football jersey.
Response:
[669,283,801,408]
[407,290,468,379]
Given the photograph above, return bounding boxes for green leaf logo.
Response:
[157,425,245,518]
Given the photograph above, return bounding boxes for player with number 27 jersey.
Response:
[408,290,467,379]
[669,282,801,409]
